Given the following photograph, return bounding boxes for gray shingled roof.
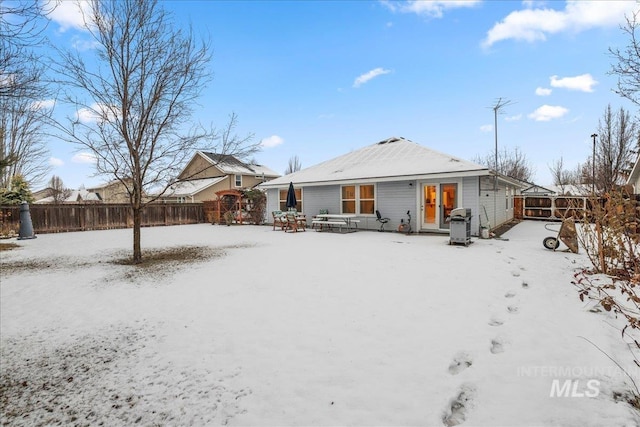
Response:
[261,137,488,187]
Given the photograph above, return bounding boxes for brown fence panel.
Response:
[0,203,205,235]
[519,196,590,220]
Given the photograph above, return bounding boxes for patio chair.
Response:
[284,211,306,233]
[272,210,286,231]
[375,210,390,232]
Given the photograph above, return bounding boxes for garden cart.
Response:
[543,218,579,253]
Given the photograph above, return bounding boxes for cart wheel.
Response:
[543,237,560,250]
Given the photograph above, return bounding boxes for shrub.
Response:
[574,188,640,408]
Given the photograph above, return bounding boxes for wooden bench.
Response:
[312,219,357,232]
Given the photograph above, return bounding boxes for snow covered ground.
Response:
[1,221,639,426]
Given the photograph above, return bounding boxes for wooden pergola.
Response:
[215,189,245,224]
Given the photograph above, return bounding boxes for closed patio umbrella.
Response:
[286,182,297,211]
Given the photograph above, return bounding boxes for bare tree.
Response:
[610,11,640,108]
[0,0,53,189]
[474,146,535,182]
[0,0,50,101]
[595,104,637,193]
[46,175,71,203]
[284,155,302,175]
[53,0,259,263]
[548,157,583,191]
[0,94,52,188]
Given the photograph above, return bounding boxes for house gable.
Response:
[178,152,226,180]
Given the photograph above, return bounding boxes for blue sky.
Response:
[42,0,640,189]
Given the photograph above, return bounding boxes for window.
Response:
[234,175,242,187]
[359,184,375,214]
[279,188,303,212]
[341,184,375,214]
[342,186,356,213]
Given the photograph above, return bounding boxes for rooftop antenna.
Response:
[488,97,515,233]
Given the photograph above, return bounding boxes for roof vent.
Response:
[377,137,402,145]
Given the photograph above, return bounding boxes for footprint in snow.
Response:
[490,338,506,354]
[448,352,473,375]
[511,271,521,277]
[442,383,476,427]
[488,317,504,326]
[521,281,529,289]
[507,305,519,314]
[504,292,516,298]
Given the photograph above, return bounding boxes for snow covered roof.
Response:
[522,184,592,196]
[199,152,279,177]
[35,189,102,203]
[163,177,226,197]
[261,137,489,188]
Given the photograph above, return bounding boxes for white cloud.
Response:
[260,135,284,148]
[550,73,597,92]
[72,152,97,164]
[528,104,569,121]
[71,35,100,51]
[353,68,391,88]
[535,87,552,96]
[382,0,481,18]
[76,107,99,123]
[49,157,64,167]
[482,1,638,47]
[31,99,56,110]
[46,0,91,32]
[480,124,493,132]
[76,103,119,124]
[505,114,523,122]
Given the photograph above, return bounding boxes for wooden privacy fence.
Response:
[0,203,205,235]
[515,196,591,220]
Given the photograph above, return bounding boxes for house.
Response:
[34,186,102,204]
[87,179,132,203]
[259,137,525,235]
[521,184,556,196]
[626,155,640,194]
[158,151,280,203]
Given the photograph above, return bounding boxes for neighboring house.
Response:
[31,187,54,201]
[35,187,102,204]
[521,184,555,196]
[626,155,640,194]
[87,179,132,203]
[158,151,280,203]
[522,184,592,196]
[259,136,524,235]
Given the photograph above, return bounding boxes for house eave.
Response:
[260,169,491,188]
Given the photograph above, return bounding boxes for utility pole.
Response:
[590,133,597,195]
